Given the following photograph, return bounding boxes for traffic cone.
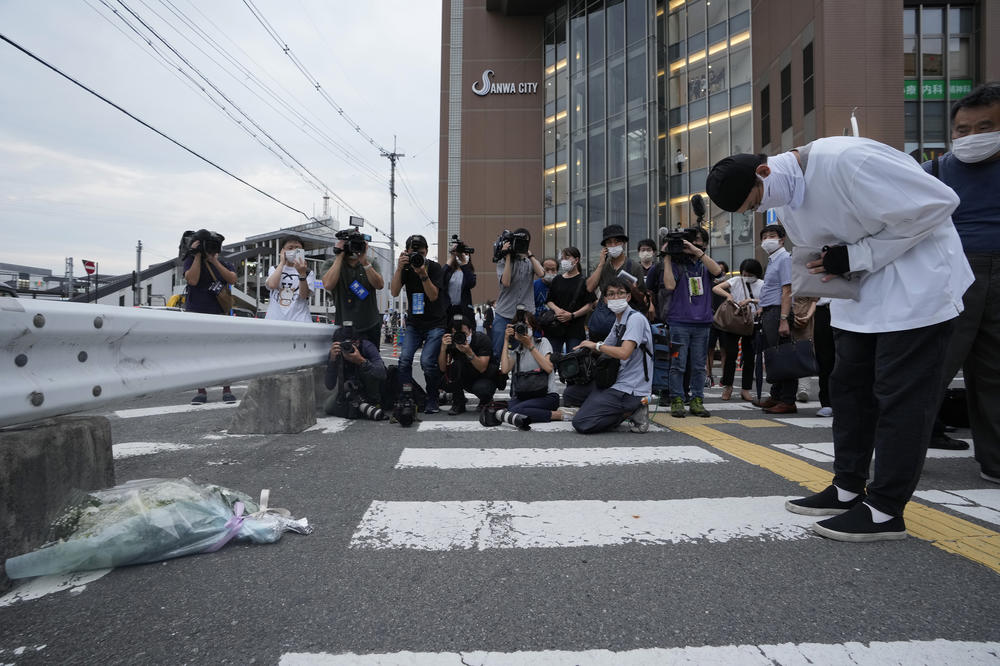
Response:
[392,331,400,358]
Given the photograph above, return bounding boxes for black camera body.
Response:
[450,234,475,256]
[394,384,417,427]
[342,379,386,421]
[492,229,530,262]
[180,229,225,258]
[513,322,528,337]
[660,228,697,261]
[407,251,425,269]
[551,348,596,386]
[334,228,370,257]
[508,305,529,350]
[451,330,467,347]
[341,340,355,355]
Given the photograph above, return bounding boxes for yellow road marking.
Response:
[652,416,1000,574]
[653,415,787,427]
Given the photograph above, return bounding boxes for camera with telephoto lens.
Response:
[334,228,370,257]
[550,348,597,386]
[393,383,417,427]
[180,229,225,258]
[492,229,530,262]
[508,305,529,350]
[450,234,475,256]
[343,380,387,421]
[448,313,468,350]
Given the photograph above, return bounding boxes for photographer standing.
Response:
[492,228,544,361]
[442,237,477,324]
[438,310,496,415]
[321,230,384,348]
[585,225,644,341]
[545,246,596,353]
[391,234,447,414]
[324,325,388,420]
[265,235,314,323]
[659,227,724,418]
[182,229,237,404]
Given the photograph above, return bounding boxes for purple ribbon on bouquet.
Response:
[204,501,245,553]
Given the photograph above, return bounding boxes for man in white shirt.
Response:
[265,236,315,323]
[706,137,974,542]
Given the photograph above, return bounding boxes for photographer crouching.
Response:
[564,278,654,434]
[437,309,497,415]
[324,322,389,420]
[480,308,575,430]
[181,229,237,404]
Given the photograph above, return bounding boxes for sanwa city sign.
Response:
[472,69,539,96]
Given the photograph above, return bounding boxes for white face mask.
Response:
[285,248,304,263]
[952,130,1000,164]
[743,276,758,284]
[761,238,782,255]
[638,250,655,262]
[458,256,468,265]
[542,272,556,283]
[755,152,805,211]
[606,245,625,258]
[607,298,629,313]
[560,259,575,272]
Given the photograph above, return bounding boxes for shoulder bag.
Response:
[205,261,235,313]
[512,349,550,400]
[712,279,755,336]
[764,338,819,384]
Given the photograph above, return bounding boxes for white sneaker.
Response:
[796,389,809,403]
[817,406,833,417]
[559,407,579,421]
[629,401,650,433]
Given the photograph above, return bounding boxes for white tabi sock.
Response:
[864,502,894,524]
[834,485,859,502]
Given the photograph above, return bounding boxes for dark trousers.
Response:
[571,384,643,434]
[359,323,382,350]
[813,304,835,407]
[720,331,755,390]
[509,392,560,423]
[442,372,496,406]
[545,335,584,355]
[761,305,797,405]
[830,320,954,517]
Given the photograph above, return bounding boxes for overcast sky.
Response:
[0,0,441,276]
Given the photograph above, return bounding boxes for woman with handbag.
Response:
[711,258,763,401]
[482,317,574,428]
[545,246,597,354]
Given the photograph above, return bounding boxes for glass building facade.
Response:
[903,4,976,162]
[541,0,753,271]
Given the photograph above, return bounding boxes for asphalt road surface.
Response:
[1,361,998,665]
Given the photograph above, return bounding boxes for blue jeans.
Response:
[669,323,710,400]
[398,325,445,399]
[491,313,513,361]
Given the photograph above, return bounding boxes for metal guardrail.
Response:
[0,298,334,428]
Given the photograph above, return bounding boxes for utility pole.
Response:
[381,136,405,312]
[64,257,73,300]
[134,240,143,306]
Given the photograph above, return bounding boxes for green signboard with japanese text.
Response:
[904,79,973,101]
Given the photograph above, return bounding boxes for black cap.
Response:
[706,154,765,212]
[600,224,628,245]
[406,234,428,249]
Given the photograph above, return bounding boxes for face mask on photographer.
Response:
[761,238,782,255]
[607,297,629,313]
[606,245,625,259]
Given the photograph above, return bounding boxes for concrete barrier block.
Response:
[228,370,317,435]
[312,364,329,411]
[0,416,114,594]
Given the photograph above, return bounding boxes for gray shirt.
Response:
[509,336,559,395]
[495,257,536,319]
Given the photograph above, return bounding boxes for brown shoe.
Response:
[764,402,798,414]
[753,397,780,409]
[740,390,754,402]
[721,386,733,400]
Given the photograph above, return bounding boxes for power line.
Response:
[241,0,391,155]
[0,31,309,218]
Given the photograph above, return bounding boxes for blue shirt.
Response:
[922,152,1000,252]
[603,308,653,397]
[759,247,791,307]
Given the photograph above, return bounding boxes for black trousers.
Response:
[720,330,755,390]
[813,304,835,407]
[830,320,954,517]
[761,306,797,404]
[442,369,496,406]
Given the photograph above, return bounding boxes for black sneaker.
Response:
[813,503,907,542]
[191,393,208,405]
[222,392,236,404]
[785,485,866,516]
[448,401,467,416]
[928,433,969,450]
[511,413,532,431]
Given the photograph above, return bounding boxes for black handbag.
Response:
[764,338,819,383]
[593,355,621,389]
[512,352,549,399]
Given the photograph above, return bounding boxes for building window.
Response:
[760,85,771,146]
[780,64,792,131]
[802,42,814,114]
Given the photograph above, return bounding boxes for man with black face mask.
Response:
[438,310,497,415]
[706,132,974,542]
[922,84,1000,482]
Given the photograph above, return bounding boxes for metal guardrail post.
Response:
[0,298,333,428]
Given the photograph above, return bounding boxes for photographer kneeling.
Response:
[566,278,653,434]
[438,310,496,415]
[324,323,389,420]
[481,312,574,430]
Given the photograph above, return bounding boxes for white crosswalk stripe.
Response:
[395,446,724,468]
[775,440,975,463]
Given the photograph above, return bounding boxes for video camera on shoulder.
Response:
[492,229,530,262]
[551,348,596,386]
[450,234,475,256]
[334,228,370,257]
[180,229,225,258]
[660,228,698,261]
